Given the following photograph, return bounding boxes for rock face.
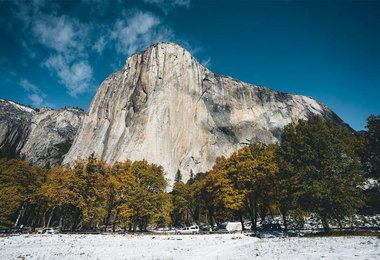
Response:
[0,99,34,158]
[0,99,84,167]
[63,42,346,184]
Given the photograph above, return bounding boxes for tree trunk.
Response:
[74,209,82,231]
[259,204,267,224]
[282,212,288,231]
[47,207,55,228]
[14,202,26,228]
[132,212,138,232]
[104,196,114,229]
[58,208,64,230]
[337,219,343,230]
[112,209,119,232]
[43,210,47,228]
[238,211,245,231]
[253,200,258,230]
[321,216,330,233]
[207,207,214,227]
[246,198,255,230]
[31,207,40,231]
[248,209,255,230]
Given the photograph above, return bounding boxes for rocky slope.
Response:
[0,99,84,167]
[0,99,35,158]
[63,42,346,184]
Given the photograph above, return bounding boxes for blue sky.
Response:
[0,0,379,130]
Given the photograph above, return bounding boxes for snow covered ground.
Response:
[0,234,378,260]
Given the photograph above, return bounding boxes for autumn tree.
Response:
[76,155,109,228]
[0,159,45,228]
[106,160,135,230]
[41,155,109,229]
[171,181,189,226]
[231,144,279,229]
[203,156,244,225]
[42,165,82,229]
[127,160,168,231]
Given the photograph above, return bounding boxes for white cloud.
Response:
[45,55,93,97]
[28,94,44,106]
[19,79,47,107]
[111,11,173,55]
[32,14,87,58]
[20,79,39,93]
[201,57,211,68]
[10,1,187,99]
[11,0,46,28]
[21,41,37,59]
[143,0,191,12]
[27,10,93,96]
[93,36,106,54]
[11,0,95,97]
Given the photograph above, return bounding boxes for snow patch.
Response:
[302,96,323,115]
[7,100,35,113]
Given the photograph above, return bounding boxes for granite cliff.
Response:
[63,42,345,184]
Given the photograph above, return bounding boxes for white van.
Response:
[218,222,242,233]
[175,225,199,235]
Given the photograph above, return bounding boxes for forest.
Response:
[0,116,379,233]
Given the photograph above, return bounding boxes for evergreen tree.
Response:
[277,117,365,232]
[364,115,380,180]
[174,169,183,183]
[357,115,380,215]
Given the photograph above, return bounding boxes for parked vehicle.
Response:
[199,225,215,232]
[253,223,298,238]
[175,225,199,234]
[217,222,243,233]
[37,228,58,234]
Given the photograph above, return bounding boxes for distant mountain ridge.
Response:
[0,99,84,167]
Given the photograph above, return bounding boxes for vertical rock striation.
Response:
[63,42,346,184]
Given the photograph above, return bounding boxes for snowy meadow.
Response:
[0,234,379,260]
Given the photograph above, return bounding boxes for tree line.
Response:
[0,156,170,231]
[0,115,379,232]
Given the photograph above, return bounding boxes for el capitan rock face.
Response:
[63,42,345,184]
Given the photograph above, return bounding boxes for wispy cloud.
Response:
[19,79,47,107]
[44,55,93,97]
[201,57,212,68]
[7,0,198,104]
[143,0,191,13]
[21,41,37,59]
[93,36,106,54]
[32,14,87,56]
[28,11,94,97]
[11,1,94,97]
[111,11,173,55]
